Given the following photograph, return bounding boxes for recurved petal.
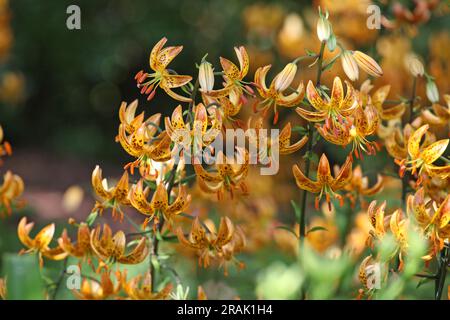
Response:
[215,217,234,247]
[235,46,249,78]
[91,166,111,200]
[420,139,449,165]
[407,124,429,159]
[155,45,183,70]
[17,217,35,248]
[372,85,390,107]
[151,183,169,211]
[220,57,240,81]
[425,163,450,179]
[161,75,192,89]
[149,37,168,71]
[34,223,55,250]
[306,80,325,111]
[332,156,353,190]
[162,87,192,103]
[330,77,344,110]
[130,180,155,216]
[254,65,271,97]
[119,237,149,264]
[381,103,405,120]
[292,164,321,193]
[362,174,383,196]
[295,107,327,122]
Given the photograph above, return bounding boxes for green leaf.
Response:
[416,276,433,289]
[3,253,45,299]
[85,210,98,226]
[291,125,308,135]
[305,49,316,56]
[275,225,298,239]
[307,226,328,235]
[290,200,301,221]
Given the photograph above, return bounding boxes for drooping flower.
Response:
[194,149,249,200]
[316,105,380,158]
[129,180,191,228]
[407,188,450,252]
[296,77,356,124]
[91,166,131,220]
[292,154,353,209]
[121,270,172,300]
[247,117,308,158]
[135,37,192,102]
[338,165,383,207]
[176,217,245,274]
[395,124,450,180]
[0,170,24,216]
[117,107,172,172]
[219,46,250,94]
[254,62,305,124]
[164,103,222,149]
[421,94,450,127]
[58,223,93,260]
[358,80,406,121]
[384,123,434,160]
[17,217,68,267]
[73,271,121,300]
[90,224,149,265]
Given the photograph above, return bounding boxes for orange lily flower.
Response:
[0,170,24,216]
[296,77,356,125]
[0,125,12,159]
[91,166,131,220]
[358,80,406,120]
[121,270,172,300]
[176,217,245,274]
[118,111,172,172]
[395,124,450,180]
[316,105,380,158]
[194,149,249,200]
[164,103,222,147]
[58,223,93,259]
[90,224,149,265]
[292,154,353,209]
[247,117,308,156]
[385,123,434,160]
[129,180,191,228]
[407,188,450,247]
[135,37,192,102]
[254,62,305,124]
[219,46,250,94]
[421,94,450,127]
[338,165,383,207]
[17,217,68,267]
[73,271,121,300]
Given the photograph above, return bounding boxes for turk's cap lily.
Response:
[219,46,249,83]
[17,217,68,266]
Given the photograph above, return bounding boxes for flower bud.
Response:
[426,80,439,103]
[353,51,383,78]
[341,51,359,81]
[404,53,424,77]
[274,62,297,92]
[317,15,332,42]
[198,61,214,92]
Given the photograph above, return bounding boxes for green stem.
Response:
[401,77,416,206]
[435,245,449,300]
[150,77,200,291]
[298,40,326,300]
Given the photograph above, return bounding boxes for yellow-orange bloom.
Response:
[90,224,149,265]
[17,217,68,267]
[121,270,172,300]
[395,124,450,180]
[58,223,93,259]
[73,271,121,300]
[339,165,383,207]
[293,154,353,209]
[194,149,249,200]
[254,62,304,124]
[421,94,450,127]
[91,166,131,220]
[129,180,191,228]
[219,46,250,91]
[135,37,192,102]
[0,170,24,216]
[296,77,356,123]
[176,217,245,274]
